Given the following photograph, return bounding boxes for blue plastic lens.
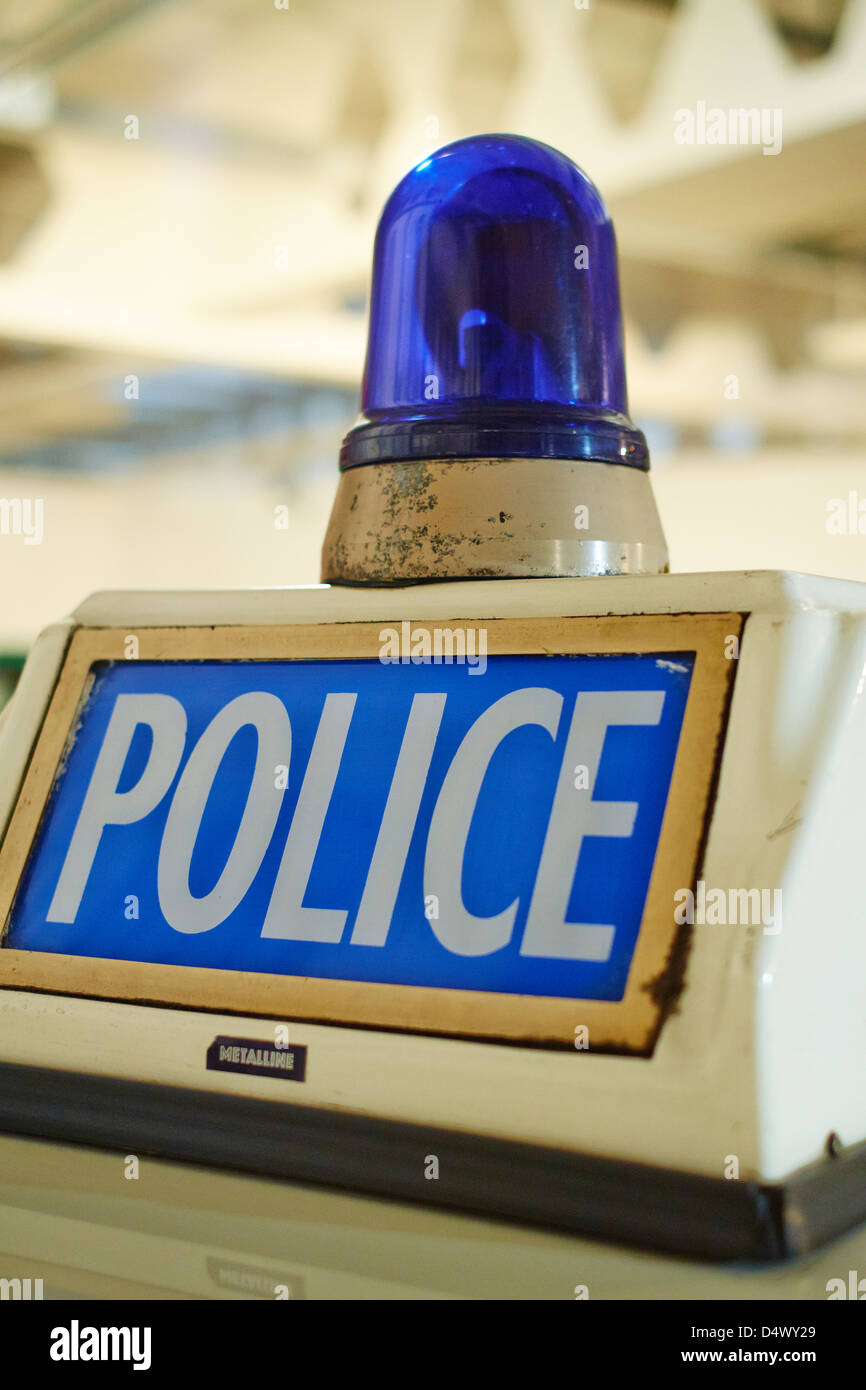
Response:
[341,133,647,470]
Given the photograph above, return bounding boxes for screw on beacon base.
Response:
[322,133,668,584]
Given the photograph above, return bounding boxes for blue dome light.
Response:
[341,133,647,471]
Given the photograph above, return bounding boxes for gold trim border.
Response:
[0,614,743,1054]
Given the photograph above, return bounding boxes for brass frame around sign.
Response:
[0,613,743,1054]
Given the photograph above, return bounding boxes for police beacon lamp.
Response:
[0,134,864,1263]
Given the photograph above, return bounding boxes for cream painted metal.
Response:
[0,571,863,1186]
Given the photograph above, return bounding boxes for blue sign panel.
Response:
[7,653,693,1002]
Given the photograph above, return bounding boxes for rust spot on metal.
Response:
[642,918,693,1025]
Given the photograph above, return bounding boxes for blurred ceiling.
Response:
[0,0,864,462]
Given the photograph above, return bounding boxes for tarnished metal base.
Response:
[321,457,669,584]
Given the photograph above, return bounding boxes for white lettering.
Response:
[521,690,664,961]
[424,689,561,956]
[158,693,290,933]
[261,694,356,942]
[48,695,186,922]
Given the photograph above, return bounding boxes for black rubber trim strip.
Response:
[0,1059,862,1263]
